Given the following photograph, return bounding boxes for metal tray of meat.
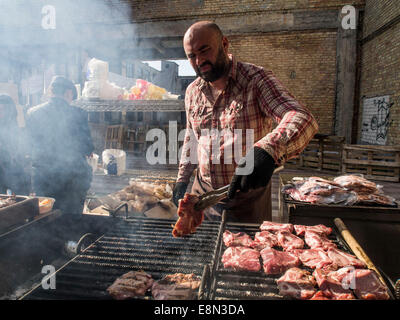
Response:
[278,174,400,225]
[207,212,396,300]
[0,195,39,234]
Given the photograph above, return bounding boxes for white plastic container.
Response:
[102,149,126,176]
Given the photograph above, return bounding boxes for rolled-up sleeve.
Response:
[253,70,319,165]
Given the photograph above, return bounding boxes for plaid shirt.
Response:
[177,55,318,188]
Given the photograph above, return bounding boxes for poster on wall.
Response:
[360,95,393,145]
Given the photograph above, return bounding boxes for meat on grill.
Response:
[151,273,201,300]
[327,248,366,268]
[290,248,337,270]
[312,268,355,300]
[251,231,278,250]
[276,231,304,251]
[172,193,204,237]
[327,267,390,300]
[294,224,332,236]
[304,231,337,251]
[260,221,294,233]
[107,270,154,300]
[223,230,253,247]
[260,247,300,275]
[310,291,331,300]
[221,246,261,272]
[276,267,317,300]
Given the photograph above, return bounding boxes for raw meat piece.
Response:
[328,267,390,300]
[282,177,358,205]
[107,270,154,300]
[304,231,337,251]
[151,273,201,300]
[260,221,294,233]
[356,192,397,207]
[260,247,300,275]
[290,249,336,270]
[294,224,332,236]
[327,248,366,268]
[310,291,331,300]
[251,231,278,250]
[221,246,261,272]
[312,268,355,300]
[172,193,204,237]
[276,267,317,300]
[333,175,378,194]
[277,231,304,251]
[223,230,253,247]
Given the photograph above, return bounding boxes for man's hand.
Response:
[172,182,188,207]
[228,147,276,199]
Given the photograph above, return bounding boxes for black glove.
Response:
[172,182,188,207]
[228,147,276,199]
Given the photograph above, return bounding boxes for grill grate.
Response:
[21,217,220,300]
[208,219,382,300]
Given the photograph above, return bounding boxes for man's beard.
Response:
[195,47,229,82]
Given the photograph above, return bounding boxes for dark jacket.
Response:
[26,97,94,196]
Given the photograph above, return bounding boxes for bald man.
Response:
[172,21,318,223]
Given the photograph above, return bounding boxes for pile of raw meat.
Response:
[282,175,397,207]
[107,271,201,300]
[221,221,390,300]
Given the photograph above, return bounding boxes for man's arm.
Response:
[254,70,319,165]
[176,89,198,184]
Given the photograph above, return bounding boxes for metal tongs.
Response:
[194,166,284,211]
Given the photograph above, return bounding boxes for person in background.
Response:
[26,76,94,214]
[0,94,30,195]
[172,21,318,223]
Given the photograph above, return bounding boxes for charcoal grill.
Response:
[20,216,221,300]
[207,212,396,300]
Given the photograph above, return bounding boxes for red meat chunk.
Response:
[276,267,317,300]
[290,248,337,270]
[221,246,261,272]
[294,224,332,236]
[312,268,355,300]
[260,221,294,233]
[260,247,300,275]
[327,248,367,269]
[251,231,278,250]
[304,231,337,251]
[277,231,304,251]
[172,194,204,237]
[327,267,390,300]
[223,230,253,247]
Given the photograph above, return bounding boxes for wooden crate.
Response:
[293,134,344,172]
[342,145,400,182]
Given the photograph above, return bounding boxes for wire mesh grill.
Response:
[21,217,220,300]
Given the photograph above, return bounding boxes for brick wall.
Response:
[359,1,400,145]
[228,32,337,134]
[129,0,365,21]
[363,0,400,36]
